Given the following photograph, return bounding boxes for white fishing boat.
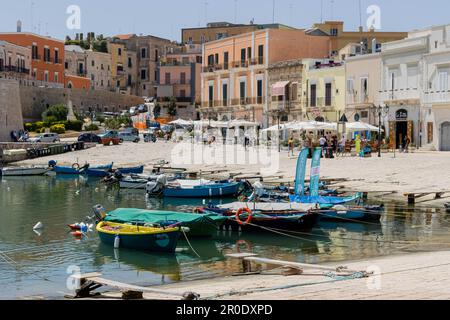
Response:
[1,166,50,176]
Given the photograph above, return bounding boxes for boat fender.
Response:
[33,222,44,230]
[114,235,120,249]
[236,208,253,226]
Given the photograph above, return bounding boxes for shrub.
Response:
[65,120,83,131]
[35,122,45,131]
[43,116,58,127]
[50,124,66,134]
[42,104,68,122]
[24,123,35,132]
[84,124,99,131]
[95,115,105,124]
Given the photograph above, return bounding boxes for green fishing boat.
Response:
[103,208,227,238]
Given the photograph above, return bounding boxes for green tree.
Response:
[42,104,68,122]
[168,97,177,117]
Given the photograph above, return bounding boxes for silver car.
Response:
[119,132,140,143]
[29,133,60,143]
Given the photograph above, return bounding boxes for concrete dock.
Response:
[94,250,450,300]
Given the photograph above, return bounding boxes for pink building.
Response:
[157,44,202,119]
[200,29,331,125]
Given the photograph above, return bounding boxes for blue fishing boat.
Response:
[116,165,145,175]
[163,181,243,198]
[315,205,384,222]
[54,163,113,175]
[289,193,363,205]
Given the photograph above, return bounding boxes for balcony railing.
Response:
[200,96,265,108]
[379,88,420,102]
[424,91,450,104]
[0,66,30,74]
[160,61,192,67]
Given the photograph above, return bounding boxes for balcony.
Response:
[382,36,428,55]
[0,66,30,74]
[232,60,249,69]
[423,91,450,105]
[307,96,336,108]
[160,61,192,67]
[346,92,370,105]
[379,88,420,104]
[250,57,264,66]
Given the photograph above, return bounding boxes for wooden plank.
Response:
[243,257,361,274]
[226,253,259,259]
[71,273,103,280]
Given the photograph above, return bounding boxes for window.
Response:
[32,45,38,60]
[258,45,264,64]
[127,75,132,86]
[128,58,132,68]
[180,89,186,98]
[241,49,246,64]
[290,83,298,101]
[155,49,159,62]
[325,83,332,106]
[407,66,418,89]
[117,80,121,87]
[240,81,246,104]
[180,72,186,84]
[360,78,368,102]
[44,71,49,82]
[141,48,147,59]
[54,49,59,63]
[118,48,122,56]
[101,80,104,87]
[141,69,147,80]
[117,64,124,73]
[310,84,317,107]
[257,80,263,103]
[330,28,338,36]
[165,72,171,85]
[44,48,51,62]
[222,83,228,105]
[188,37,193,43]
[200,35,206,44]
[54,72,59,83]
[91,60,95,67]
[224,52,229,69]
[347,79,354,94]
[65,61,69,69]
[215,53,219,65]
[247,47,252,60]
[207,55,214,66]
[208,85,214,107]
[79,63,85,75]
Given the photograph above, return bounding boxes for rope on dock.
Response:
[181,228,201,258]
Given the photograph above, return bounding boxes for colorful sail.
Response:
[294,148,309,196]
[309,147,322,197]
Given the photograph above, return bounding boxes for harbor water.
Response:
[0,175,449,299]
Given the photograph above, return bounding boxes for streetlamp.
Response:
[377,104,389,158]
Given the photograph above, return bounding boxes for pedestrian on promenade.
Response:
[319,135,327,157]
[288,136,295,157]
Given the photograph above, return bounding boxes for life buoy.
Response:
[236,208,253,225]
[72,163,80,170]
[236,240,253,253]
[193,207,205,214]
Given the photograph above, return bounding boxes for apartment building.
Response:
[302,59,346,123]
[313,21,407,56]
[157,44,202,119]
[267,60,303,125]
[200,29,330,126]
[0,40,31,84]
[182,21,295,44]
[116,35,177,97]
[108,41,137,95]
[0,32,65,87]
[345,52,382,125]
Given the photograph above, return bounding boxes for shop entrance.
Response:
[441,122,450,151]
[396,121,408,149]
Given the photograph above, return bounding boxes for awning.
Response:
[272,81,290,96]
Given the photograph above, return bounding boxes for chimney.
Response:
[17,20,22,33]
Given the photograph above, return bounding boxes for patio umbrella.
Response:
[287,121,337,131]
[169,119,193,126]
[261,123,291,132]
[346,121,383,132]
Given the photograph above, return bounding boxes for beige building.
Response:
[267,60,303,125]
[107,41,137,95]
[85,50,112,91]
[0,40,31,84]
[313,21,407,56]
[345,53,382,125]
[115,34,177,97]
[182,21,295,44]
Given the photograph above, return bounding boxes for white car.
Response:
[129,107,138,116]
[29,133,60,143]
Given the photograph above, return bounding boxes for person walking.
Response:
[319,135,327,158]
[288,136,295,157]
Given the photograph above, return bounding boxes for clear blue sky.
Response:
[2,0,450,42]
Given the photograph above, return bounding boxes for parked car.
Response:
[98,130,119,139]
[123,127,139,137]
[138,104,148,113]
[119,132,140,143]
[78,133,101,144]
[161,125,175,134]
[28,133,60,143]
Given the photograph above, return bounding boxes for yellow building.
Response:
[107,41,136,94]
[302,59,346,122]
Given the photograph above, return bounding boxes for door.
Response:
[396,122,408,149]
[325,83,332,106]
[439,72,448,101]
[310,84,317,107]
[441,122,450,151]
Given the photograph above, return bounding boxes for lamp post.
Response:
[377,104,389,158]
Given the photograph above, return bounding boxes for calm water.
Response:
[1,175,450,299]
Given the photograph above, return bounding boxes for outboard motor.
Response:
[92,204,107,222]
[48,160,57,168]
[146,174,167,195]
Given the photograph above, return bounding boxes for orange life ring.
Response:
[236,239,253,253]
[193,207,205,214]
[236,208,253,226]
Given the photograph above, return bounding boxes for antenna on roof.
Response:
[320,0,324,23]
[272,0,276,24]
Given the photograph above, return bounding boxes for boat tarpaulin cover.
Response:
[105,208,227,225]
[218,202,317,212]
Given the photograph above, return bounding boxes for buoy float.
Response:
[114,235,120,249]
[33,222,44,230]
[71,231,83,238]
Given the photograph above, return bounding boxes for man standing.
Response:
[319,135,327,157]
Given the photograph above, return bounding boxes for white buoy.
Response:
[114,235,120,249]
[33,222,43,230]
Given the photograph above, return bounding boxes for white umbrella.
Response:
[229,119,260,127]
[287,121,337,131]
[345,121,383,132]
[261,123,290,132]
[169,119,193,126]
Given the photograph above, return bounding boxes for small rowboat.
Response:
[1,166,49,176]
[162,181,243,198]
[116,165,145,175]
[96,221,181,253]
[87,165,145,178]
[54,163,113,175]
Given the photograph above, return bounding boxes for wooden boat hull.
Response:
[163,182,242,198]
[1,167,49,176]
[117,166,145,175]
[316,209,382,222]
[96,222,180,253]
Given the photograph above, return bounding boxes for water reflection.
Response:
[1,175,450,298]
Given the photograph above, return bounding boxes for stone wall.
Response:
[20,86,144,121]
[0,79,24,142]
